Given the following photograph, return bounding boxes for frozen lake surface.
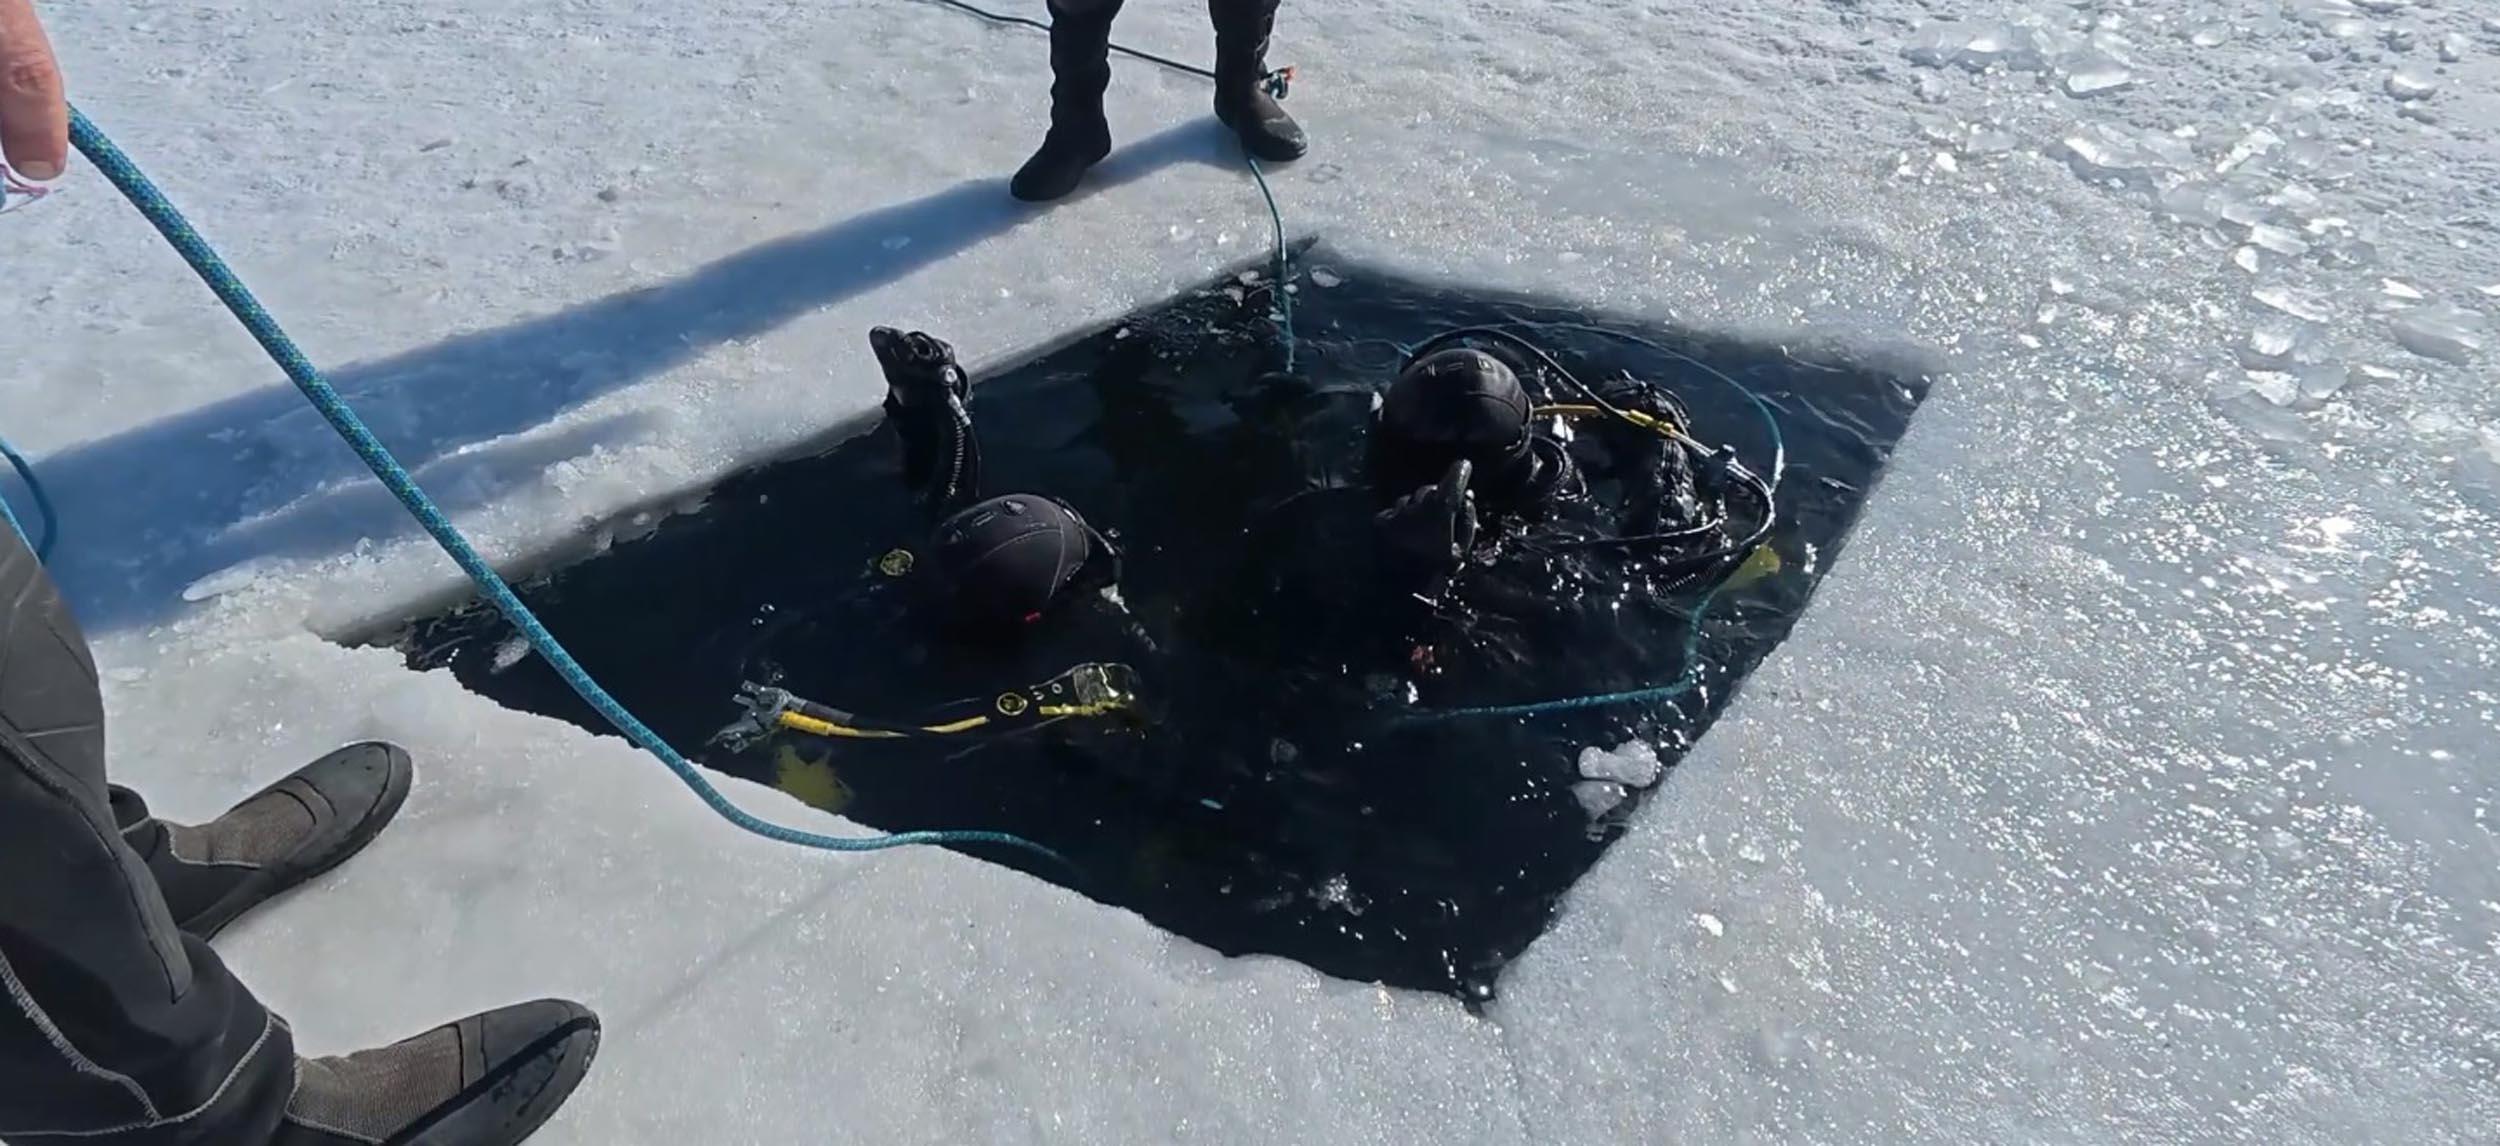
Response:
[5,0,2495,1141]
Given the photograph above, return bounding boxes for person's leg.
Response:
[0,526,297,1145]
[1208,0,1307,161]
[1,522,600,1146]
[109,740,415,942]
[1010,0,1126,203]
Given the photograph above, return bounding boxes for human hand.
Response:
[0,0,68,182]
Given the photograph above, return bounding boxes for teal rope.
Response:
[0,433,56,560]
[1246,153,1296,374]
[1395,559,1747,726]
[65,107,1066,870]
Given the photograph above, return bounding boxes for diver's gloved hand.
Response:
[1376,459,1479,603]
[871,326,971,412]
[870,326,981,516]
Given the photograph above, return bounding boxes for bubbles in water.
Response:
[1312,874,1368,916]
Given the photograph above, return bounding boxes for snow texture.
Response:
[6,0,2499,1142]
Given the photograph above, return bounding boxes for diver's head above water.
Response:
[1371,347,1563,509]
[928,493,1120,637]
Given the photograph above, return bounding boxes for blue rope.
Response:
[0,432,56,561]
[65,107,1067,871]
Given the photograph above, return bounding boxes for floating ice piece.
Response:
[1696,913,1726,938]
[1580,742,1663,787]
[2382,279,2425,300]
[490,636,534,673]
[1573,781,1629,818]
[2440,33,2468,62]
[2479,285,2500,298]
[2058,47,2135,95]
[2190,24,2230,48]
[2234,247,2263,274]
[2390,305,2487,363]
[2386,65,2438,100]
[2254,285,2334,323]
[1308,267,1343,288]
[2349,0,2405,11]
[1914,72,1950,103]
[2383,27,2416,52]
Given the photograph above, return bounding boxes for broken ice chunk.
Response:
[181,560,273,602]
[2240,319,2312,370]
[2056,124,2192,187]
[2439,33,2468,62]
[2390,305,2487,363]
[2253,285,2333,322]
[2381,279,2425,301]
[2297,362,2349,402]
[2060,53,2135,95]
[2386,65,2438,100]
[1904,23,1973,67]
[490,636,533,673]
[2247,223,2311,257]
[2190,25,2230,48]
[2349,0,2405,11]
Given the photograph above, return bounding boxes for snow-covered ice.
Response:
[7,0,2500,1142]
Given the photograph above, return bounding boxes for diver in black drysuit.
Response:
[741,325,1747,758]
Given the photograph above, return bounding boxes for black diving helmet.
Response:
[1370,346,1568,509]
[927,493,1122,634]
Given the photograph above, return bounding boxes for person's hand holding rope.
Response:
[1,0,67,184]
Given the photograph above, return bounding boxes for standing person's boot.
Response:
[1011,0,1127,203]
[1209,0,1307,162]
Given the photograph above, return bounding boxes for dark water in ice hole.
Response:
[382,251,1927,1000]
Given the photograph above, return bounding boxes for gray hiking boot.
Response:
[273,1000,602,1146]
[114,741,416,939]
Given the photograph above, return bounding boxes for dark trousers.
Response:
[0,525,293,1144]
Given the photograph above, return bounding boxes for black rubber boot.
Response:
[1210,0,1306,162]
[271,999,602,1146]
[1011,0,1126,203]
[114,741,416,940]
